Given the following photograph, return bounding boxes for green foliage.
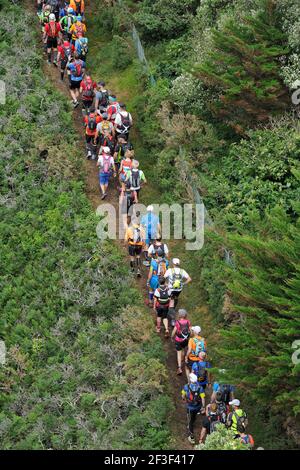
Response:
[134,0,199,42]
[196,424,250,450]
[197,122,300,223]
[110,35,133,71]
[0,3,172,450]
[217,205,300,429]
[193,1,289,131]
[128,0,300,449]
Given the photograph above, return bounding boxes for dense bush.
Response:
[196,424,250,450]
[133,0,199,42]
[197,121,300,223]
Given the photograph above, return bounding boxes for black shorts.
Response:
[47,37,58,49]
[61,59,68,70]
[85,134,97,144]
[128,245,143,257]
[70,80,82,90]
[175,339,188,351]
[186,359,197,370]
[170,290,182,300]
[202,417,210,432]
[156,306,169,319]
[82,99,93,109]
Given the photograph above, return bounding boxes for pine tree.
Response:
[193,0,290,132]
[219,205,300,432]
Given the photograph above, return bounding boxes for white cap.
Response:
[102,147,110,154]
[49,13,56,20]
[229,399,240,407]
[147,205,153,212]
[192,326,201,335]
[172,258,180,266]
[189,373,198,384]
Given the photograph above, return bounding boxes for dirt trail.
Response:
[30,2,202,450]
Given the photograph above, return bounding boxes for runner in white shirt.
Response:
[114,102,133,138]
[164,258,192,326]
[148,237,169,260]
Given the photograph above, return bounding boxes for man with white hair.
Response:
[141,205,161,266]
[181,372,206,445]
[164,258,191,326]
[96,146,116,199]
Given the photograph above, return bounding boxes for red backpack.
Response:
[82,80,94,99]
[49,21,58,38]
[73,61,83,77]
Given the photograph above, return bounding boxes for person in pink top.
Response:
[171,309,191,376]
[96,146,116,200]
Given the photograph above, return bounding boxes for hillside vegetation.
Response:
[96,0,300,447]
[0,0,172,450]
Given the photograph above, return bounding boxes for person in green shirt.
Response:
[227,399,248,437]
[59,7,76,41]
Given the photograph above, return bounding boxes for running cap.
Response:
[192,326,201,335]
[189,373,198,384]
[172,258,180,265]
[229,399,240,407]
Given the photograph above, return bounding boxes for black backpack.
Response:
[98,90,109,108]
[130,169,140,189]
[153,243,165,258]
[187,385,202,406]
[156,287,169,306]
[217,402,228,424]
[218,384,232,405]
[48,0,59,12]
[119,113,131,133]
[208,411,222,434]
[233,411,248,433]
[176,320,190,340]
[88,115,97,131]
[62,44,72,61]
[196,364,208,384]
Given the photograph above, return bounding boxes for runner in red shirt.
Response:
[57,40,75,81]
[83,109,102,160]
[80,75,97,112]
[106,95,119,125]
[43,13,62,65]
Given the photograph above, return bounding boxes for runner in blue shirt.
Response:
[141,205,161,266]
[67,55,85,107]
